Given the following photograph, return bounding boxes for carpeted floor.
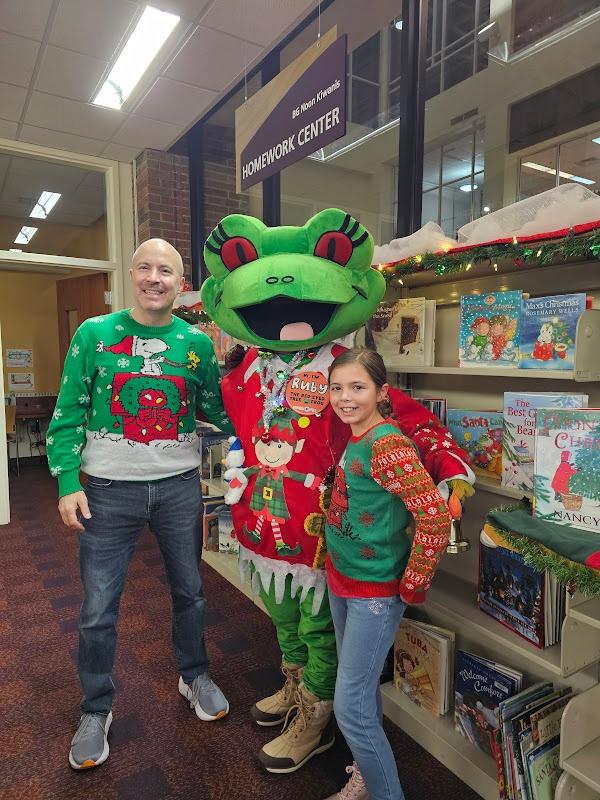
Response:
[0,464,483,800]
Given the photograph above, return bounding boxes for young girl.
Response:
[323,348,452,800]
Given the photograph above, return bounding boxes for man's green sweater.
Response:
[47,310,232,497]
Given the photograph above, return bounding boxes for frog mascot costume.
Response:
[201,208,474,773]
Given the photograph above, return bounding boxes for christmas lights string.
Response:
[376,218,600,282]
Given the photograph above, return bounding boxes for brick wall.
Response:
[203,124,249,241]
[135,149,192,281]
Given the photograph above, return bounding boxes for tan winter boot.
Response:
[324,762,370,799]
[258,682,335,773]
[250,662,304,727]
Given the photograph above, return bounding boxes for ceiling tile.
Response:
[35,45,108,103]
[0,83,28,122]
[165,26,262,91]
[0,119,18,139]
[49,0,139,60]
[135,77,216,126]
[25,92,125,140]
[0,0,54,41]
[100,142,143,162]
[113,115,182,151]
[0,31,40,87]
[199,0,313,46]
[19,124,106,156]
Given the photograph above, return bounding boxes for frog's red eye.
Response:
[314,231,353,267]
[220,237,258,271]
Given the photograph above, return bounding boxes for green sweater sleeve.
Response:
[46,323,93,497]
[195,334,234,435]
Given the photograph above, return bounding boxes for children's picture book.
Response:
[526,736,562,800]
[530,692,571,748]
[478,529,563,649]
[519,293,587,371]
[454,650,522,759]
[447,409,503,479]
[459,290,522,367]
[533,408,600,534]
[394,619,454,717]
[502,392,588,493]
[365,297,436,367]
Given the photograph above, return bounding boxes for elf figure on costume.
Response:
[201,208,475,773]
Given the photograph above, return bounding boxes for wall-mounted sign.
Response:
[6,348,33,368]
[236,28,346,192]
[8,372,35,391]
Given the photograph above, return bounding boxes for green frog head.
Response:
[200,208,385,352]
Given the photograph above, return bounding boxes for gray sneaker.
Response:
[68,711,112,770]
[178,673,229,721]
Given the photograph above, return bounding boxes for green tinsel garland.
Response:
[488,504,600,598]
[381,228,600,281]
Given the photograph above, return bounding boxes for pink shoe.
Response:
[324,762,369,799]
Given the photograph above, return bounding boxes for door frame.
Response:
[0,323,10,524]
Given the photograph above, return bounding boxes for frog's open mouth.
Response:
[237,296,337,341]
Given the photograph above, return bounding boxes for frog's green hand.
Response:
[201,208,385,352]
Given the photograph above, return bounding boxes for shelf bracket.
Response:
[560,616,600,676]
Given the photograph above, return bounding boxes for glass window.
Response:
[0,153,107,259]
[518,131,600,200]
[513,0,598,52]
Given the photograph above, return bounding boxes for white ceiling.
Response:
[0,0,316,162]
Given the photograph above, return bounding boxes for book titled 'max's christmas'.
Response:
[394,618,454,717]
[459,290,522,367]
[533,408,600,534]
[365,297,435,367]
[502,392,588,493]
[520,293,587,371]
[447,409,503,478]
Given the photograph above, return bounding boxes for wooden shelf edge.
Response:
[380,683,498,800]
[390,365,580,380]
[562,739,600,795]
[568,598,600,631]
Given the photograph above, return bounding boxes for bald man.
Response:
[47,239,234,770]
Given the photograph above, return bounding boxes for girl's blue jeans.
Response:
[329,589,407,800]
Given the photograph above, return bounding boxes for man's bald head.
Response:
[132,238,184,276]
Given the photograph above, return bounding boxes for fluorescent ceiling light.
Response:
[9,248,23,252]
[477,20,498,40]
[14,226,38,245]
[592,136,600,145]
[522,160,595,185]
[459,183,478,192]
[93,6,179,110]
[30,190,61,219]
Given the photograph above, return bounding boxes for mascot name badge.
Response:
[285,370,329,417]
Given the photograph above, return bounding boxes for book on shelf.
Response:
[519,293,587,371]
[447,409,503,479]
[393,618,454,717]
[363,297,436,367]
[454,650,522,760]
[415,397,447,425]
[498,682,556,800]
[525,736,561,800]
[502,392,588,493]
[459,290,522,367]
[533,407,600,534]
[478,527,564,649]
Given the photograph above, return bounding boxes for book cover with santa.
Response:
[533,407,600,535]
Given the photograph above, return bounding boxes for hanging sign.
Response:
[236,28,346,192]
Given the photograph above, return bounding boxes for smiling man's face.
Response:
[130,238,184,324]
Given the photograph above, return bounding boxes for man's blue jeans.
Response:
[329,590,407,800]
[78,469,205,713]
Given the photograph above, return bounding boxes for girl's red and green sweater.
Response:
[325,420,452,605]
